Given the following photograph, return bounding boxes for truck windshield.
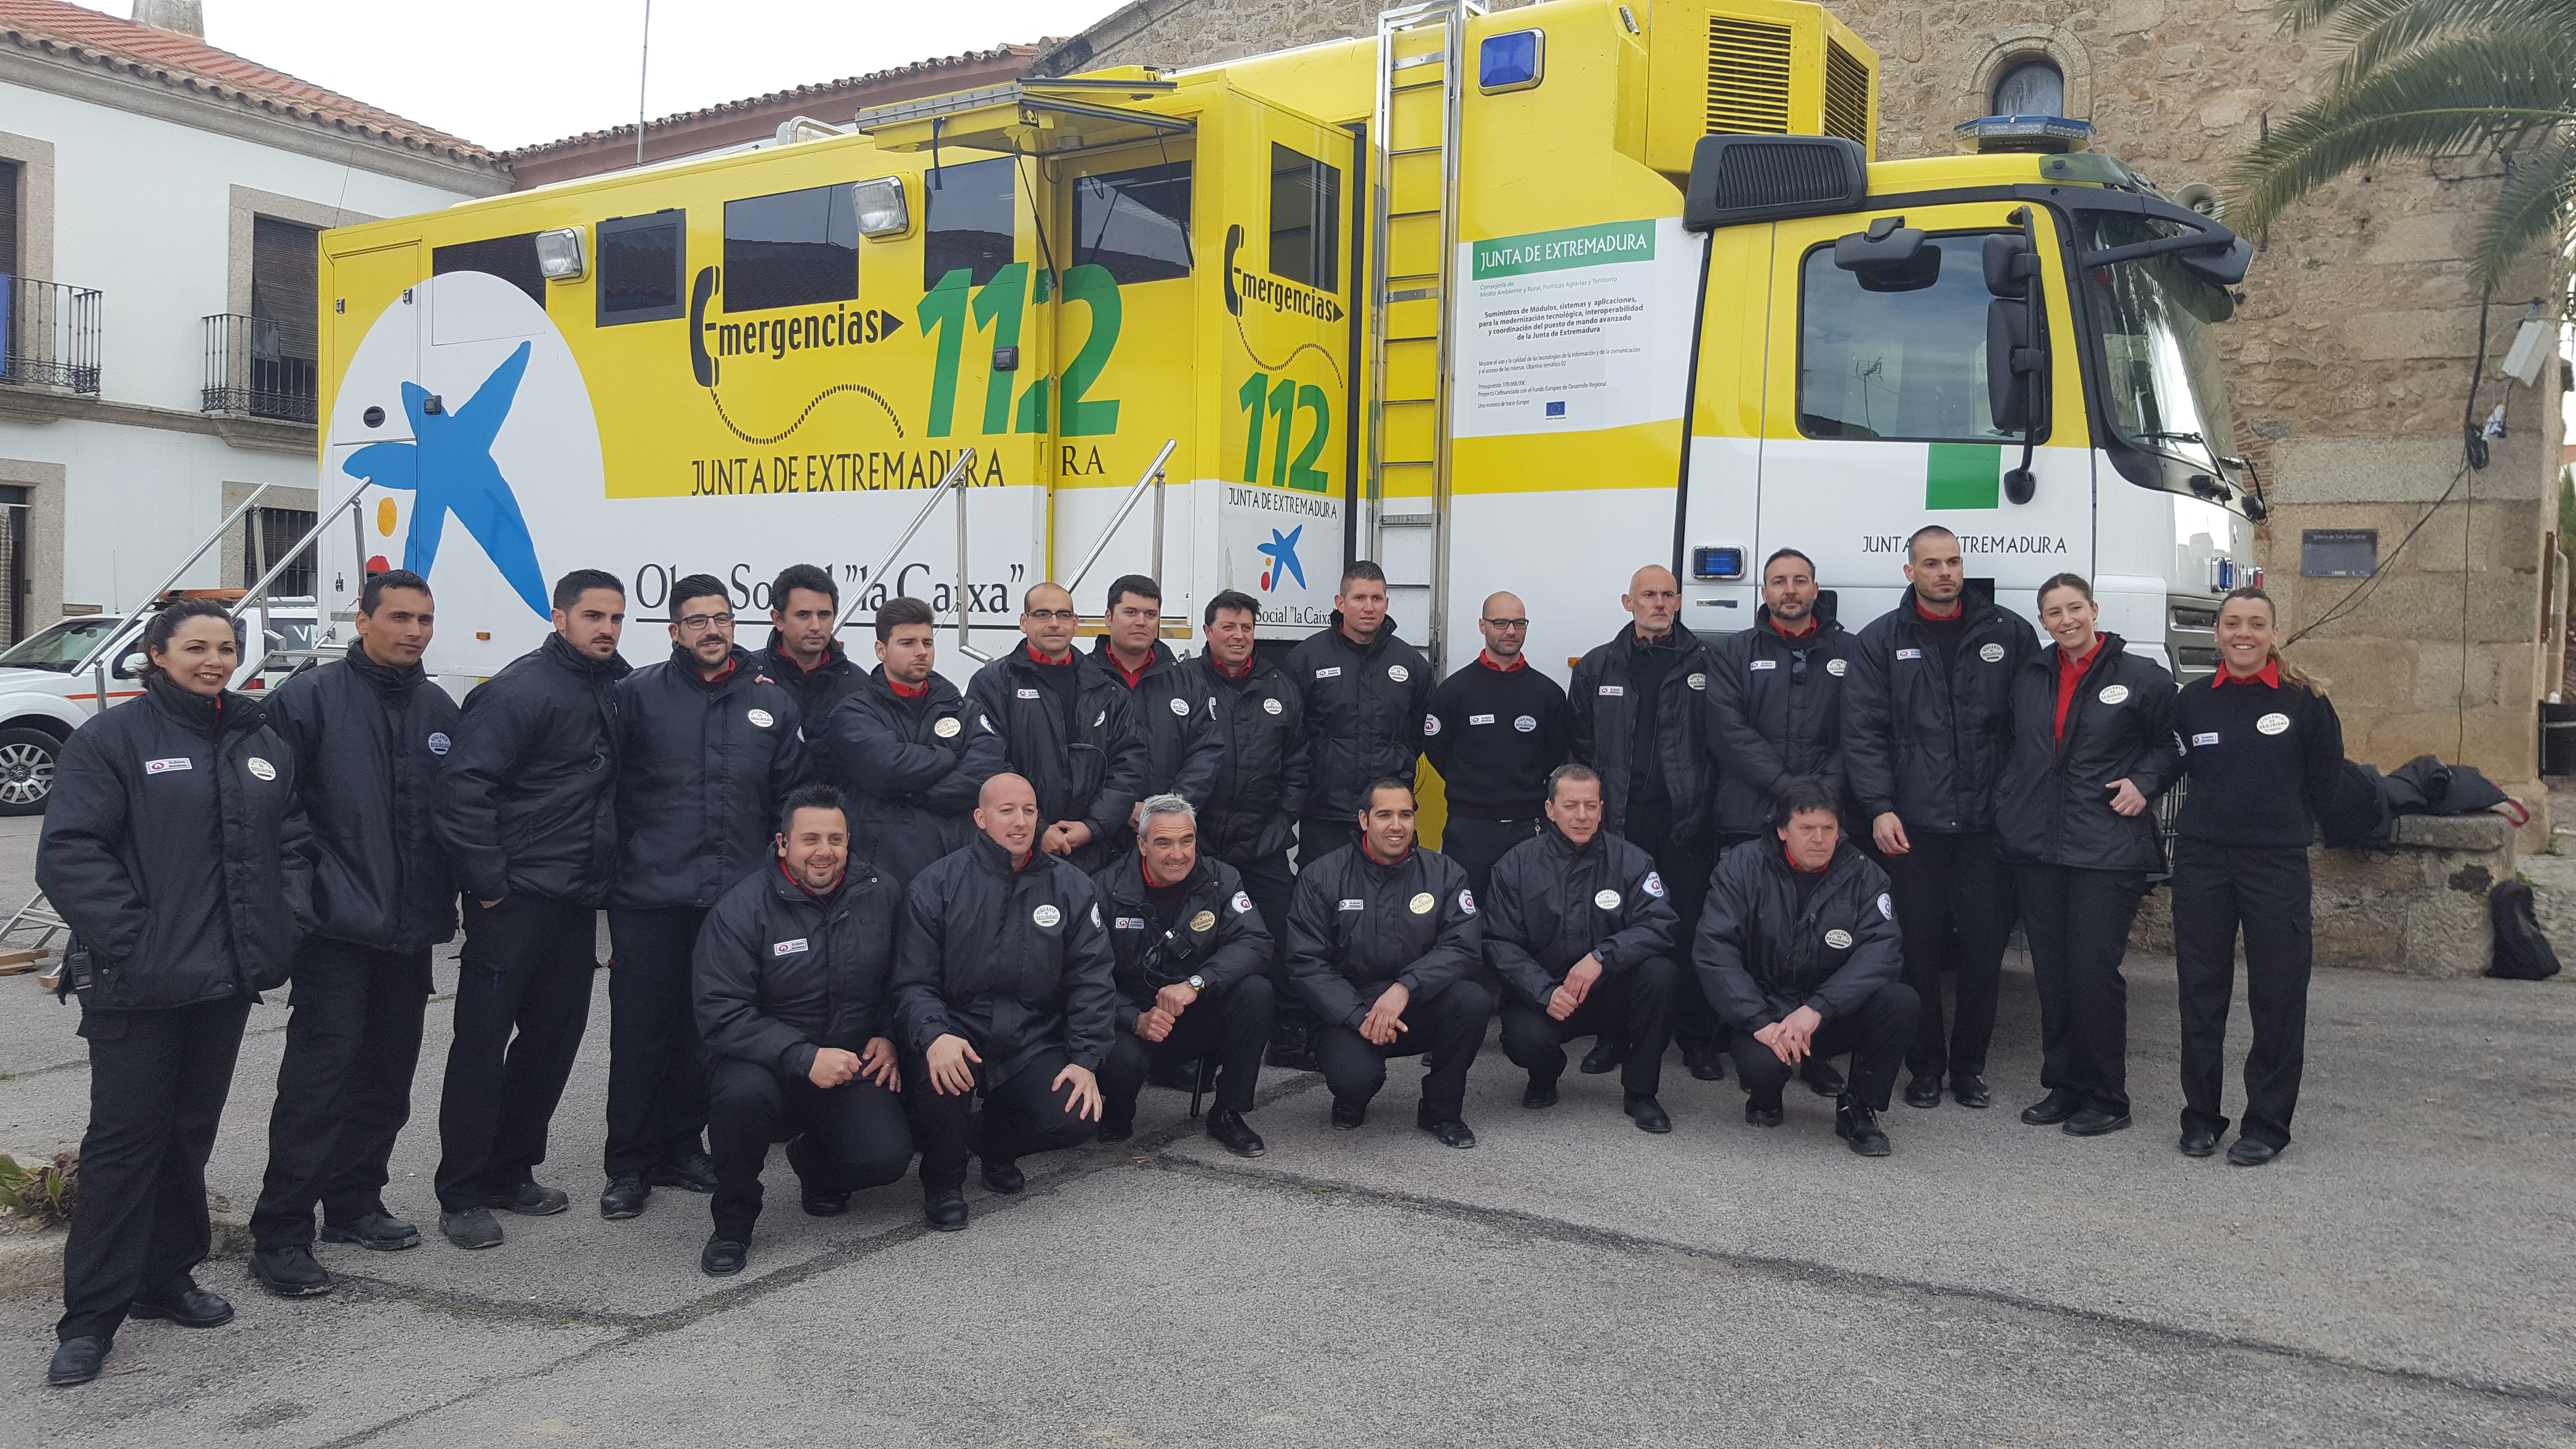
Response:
[0,618,118,673]
[2075,213,2239,471]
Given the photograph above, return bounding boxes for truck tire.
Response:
[0,728,61,816]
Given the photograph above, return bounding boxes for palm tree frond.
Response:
[2470,132,2576,287]
[2319,0,2576,84]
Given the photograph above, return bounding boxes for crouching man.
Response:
[1694,777,1919,1157]
[691,785,911,1275]
[1094,795,1275,1157]
[893,774,1117,1230]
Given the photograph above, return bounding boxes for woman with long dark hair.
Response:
[36,597,311,1385]
[2167,586,2342,1165]
[1996,573,2180,1138]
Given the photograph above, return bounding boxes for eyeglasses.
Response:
[676,612,735,631]
[1026,609,1078,622]
[1481,618,1530,630]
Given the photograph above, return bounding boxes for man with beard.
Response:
[1091,575,1220,841]
[1285,562,1432,867]
[826,596,1004,886]
[966,583,1146,874]
[758,563,862,728]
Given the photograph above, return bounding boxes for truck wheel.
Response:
[0,728,60,815]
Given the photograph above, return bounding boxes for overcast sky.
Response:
[177,0,1112,152]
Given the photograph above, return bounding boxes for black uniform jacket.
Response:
[1191,650,1307,864]
[1283,843,1481,1030]
[435,632,630,906]
[1568,622,1719,841]
[1091,851,1274,1032]
[1708,609,1857,835]
[1694,839,1902,1031]
[1482,825,1679,1007]
[1843,598,2039,834]
[610,645,805,910]
[693,859,902,1082]
[892,836,1119,1079]
[759,629,864,732]
[1091,638,1221,806]
[1995,634,2182,873]
[264,642,460,953]
[1283,614,1433,823]
[39,676,314,1010]
[965,647,1147,847]
[823,666,1004,885]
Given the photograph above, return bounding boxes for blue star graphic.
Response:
[341,341,550,619]
[1257,525,1305,591]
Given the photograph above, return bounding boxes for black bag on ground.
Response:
[2487,879,2563,981]
[2318,759,2396,849]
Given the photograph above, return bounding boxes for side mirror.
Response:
[1983,210,2048,505]
[115,652,147,680]
[1982,232,2040,298]
[1985,299,2045,432]
[1834,218,1939,291]
[2175,234,2254,290]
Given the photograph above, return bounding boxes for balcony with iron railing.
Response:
[201,313,316,423]
[0,276,103,395]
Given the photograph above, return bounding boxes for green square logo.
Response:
[1926,443,2002,510]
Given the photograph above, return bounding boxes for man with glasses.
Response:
[598,575,806,1222]
[1426,592,1572,911]
[967,582,1146,874]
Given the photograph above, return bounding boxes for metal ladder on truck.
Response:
[1365,0,1480,674]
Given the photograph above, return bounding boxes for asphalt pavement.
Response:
[0,809,2569,1447]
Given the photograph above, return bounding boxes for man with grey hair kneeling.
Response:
[1092,795,1276,1157]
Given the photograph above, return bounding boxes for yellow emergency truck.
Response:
[307,0,2258,686]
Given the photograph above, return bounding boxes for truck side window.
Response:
[432,234,545,306]
[724,184,859,314]
[596,211,686,326]
[1797,237,2018,443]
[1074,161,1191,284]
[922,157,1015,290]
[1269,144,1339,291]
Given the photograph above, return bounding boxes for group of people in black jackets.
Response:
[30,525,2341,1388]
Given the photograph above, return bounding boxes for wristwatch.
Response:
[1186,974,1206,992]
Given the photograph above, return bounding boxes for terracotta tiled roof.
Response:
[502,43,1045,159]
[0,0,497,165]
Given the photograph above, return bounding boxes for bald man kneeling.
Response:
[891,774,1119,1230]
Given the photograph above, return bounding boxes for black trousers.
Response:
[59,995,253,1342]
[907,1047,1097,1192]
[1499,954,1679,1096]
[1440,815,1541,903]
[1882,830,2016,1082]
[2171,844,2313,1149]
[1313,980,1492,1123]
[704,1055,912,1239]
[250,940,433,1249]
[1624,798,1719,1056]
[1728,982,1917,1113]
[605,906,711,1179]
[2016,863,2145,1116]
[1100,975,1275,1123]
[1230,849,1309,1036]
[435,895,598,1210]
[1298,817,1361,869]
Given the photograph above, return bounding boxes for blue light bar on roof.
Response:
[1954,115,2095,154]
[1480,31,1545,94]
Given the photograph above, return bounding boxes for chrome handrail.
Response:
[72,483,273,677]
[1063,438,1179,599]
[834,448,990,662]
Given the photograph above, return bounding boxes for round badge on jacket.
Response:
[427,731,451,756]
[1169,697,1190,716]
[1408,892,1434,914]
[747,708,774,729]
[1825,928,1853,949]
[2098,685,2130,705]
[1980,643,2005,663]
[1594,889,1621,910]
[1231,891,1254,914]
[934,716,962,738]
[1826,659,1848,677]
[1032,904,1062,928]
[1387,665,1410,682]
[1189,910,1216,932]
[1513,715,1536,732]
[246,757,276,781]
[2257,712,2291,735]
[1686,672,1707,691]
[1423,713,1441,736]
[1263,697,1283,715]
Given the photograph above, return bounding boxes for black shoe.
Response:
[1798,1058,1846,1098]
[925,1191,969,1231]
[320,1211,420,1252]
[439,1208,503,1250]
[247,1245,332,1298]
[981,1158,1026,1195]
[1950,1074,1992,1109]
[700,1237,749,1276]
[1579,1037,1626,1075]
[801,1185,851,1217]
[1686,1051,1726,1082]
[47,1336,108,1387]
[2227,1137,2281,1166]
[128,1284,234,1328]
[1903,1076,1943,1109]
[2063,1108,2133,1137]
[647,1152,719,1194]
[2021,1090,2080,1126]
[1097,1117,1134,1144]
[1521,1077,1559,1109]
[599,1174,649,1220]
[1835,1097,1892,1157]
[484,1180,570,1216]
[2178,1128,2221,1158]
[1624,1092,1672,1134]
[1330,1097,1368,1130]
[1744,1098,1785,1128]
[1206,1107,1265,1158]
[1418,1117,1477,1149]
